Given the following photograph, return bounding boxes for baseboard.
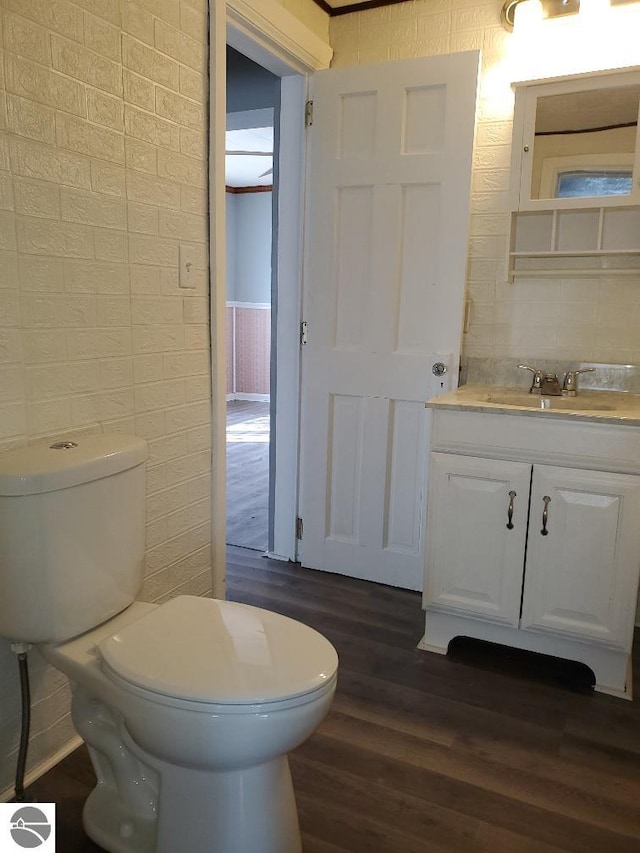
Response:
[228,393,270,402]
[265,551,290,562]
[0,735,83,803]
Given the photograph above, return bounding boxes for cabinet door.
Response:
[424,453,531,626]
[521,465,640,650]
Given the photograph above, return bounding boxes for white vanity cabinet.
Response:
[421,406,640,699]
[426,454,531,627]
[521,465,640,648]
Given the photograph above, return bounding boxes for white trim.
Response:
[272,75,307,562]
[226,0,332,76]
[266,551,292,561]
[0,735,83,803]
[228,393,270,402]
[216,4,316,568]
[210,0,228,600]
[226,300,271,309]
[232,304,237,394]
[512,64,640,90]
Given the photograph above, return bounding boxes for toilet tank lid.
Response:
[0,434,148,496]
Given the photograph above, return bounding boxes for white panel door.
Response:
[521,465,640,650]
[299,53,480,589]
[425,453,532,625]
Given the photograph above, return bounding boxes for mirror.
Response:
[531,84,640,200]
[511,68,640,211]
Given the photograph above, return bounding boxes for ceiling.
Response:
[225,127,273,188]
[312,0,412,15]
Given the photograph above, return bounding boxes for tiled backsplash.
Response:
[462,357,640,394]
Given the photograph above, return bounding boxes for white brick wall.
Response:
[330,0,640,366]
[0,0,212,796]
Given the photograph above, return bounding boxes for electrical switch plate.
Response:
[179,244,196,289]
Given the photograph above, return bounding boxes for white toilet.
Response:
[0,435,338,853]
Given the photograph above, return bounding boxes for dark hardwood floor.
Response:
[23,546,640,852]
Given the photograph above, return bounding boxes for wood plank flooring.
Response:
[226,400,269,551]
[21,547,640,852]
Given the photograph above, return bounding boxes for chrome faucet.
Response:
[562,367,595,397]
[518,365,562,396]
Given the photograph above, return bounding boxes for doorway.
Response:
[225,59,275,552]
[210,4,330,596]
[224,44,305,559]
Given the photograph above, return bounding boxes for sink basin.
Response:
[480,391,615,412]
[428,385,640,422]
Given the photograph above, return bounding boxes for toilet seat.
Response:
[98,596,338,708]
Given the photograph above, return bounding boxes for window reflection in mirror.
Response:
[531,85,640,200]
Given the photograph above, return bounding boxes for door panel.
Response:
[299,52,480,589]
[425,453,532,626]
[385,400,428,556]
[521,465,640,649]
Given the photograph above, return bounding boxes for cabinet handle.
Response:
[506,490,516,529]
[541,495,551,535]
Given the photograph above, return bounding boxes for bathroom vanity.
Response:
[420,386,640,699]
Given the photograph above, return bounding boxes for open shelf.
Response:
[507,206,640,281]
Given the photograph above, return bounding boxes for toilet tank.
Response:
[0,435,148,644]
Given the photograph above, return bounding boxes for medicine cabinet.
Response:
[507,67,640,279]
[510,67,640,211]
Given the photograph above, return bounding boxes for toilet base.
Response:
[83,748,302,853]
[152,756,302,853]
[83,784,156,853]
[77,694,302,853]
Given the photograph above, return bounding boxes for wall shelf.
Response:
[507,206,640,281]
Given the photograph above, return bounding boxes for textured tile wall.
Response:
[0,0,212,795]
[329,1,640,366]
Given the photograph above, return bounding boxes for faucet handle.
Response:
[563,367,595,396]
[518,364,543,393]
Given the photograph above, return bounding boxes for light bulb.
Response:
[513,0,544,31]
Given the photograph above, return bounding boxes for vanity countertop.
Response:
[427,385,640,426]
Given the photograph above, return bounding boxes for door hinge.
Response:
[296,517,303,540]
[305,100,314,128]
[300,320,308,346]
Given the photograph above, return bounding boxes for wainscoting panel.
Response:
[226,302,271,400]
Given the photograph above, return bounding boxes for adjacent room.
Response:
[224,47,277,553]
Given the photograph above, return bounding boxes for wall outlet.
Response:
[179,244,196,289]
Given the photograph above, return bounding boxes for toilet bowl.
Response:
[43,596,338,853]
[0,436,338,853]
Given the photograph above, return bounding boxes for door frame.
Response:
[209,1,332,596]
